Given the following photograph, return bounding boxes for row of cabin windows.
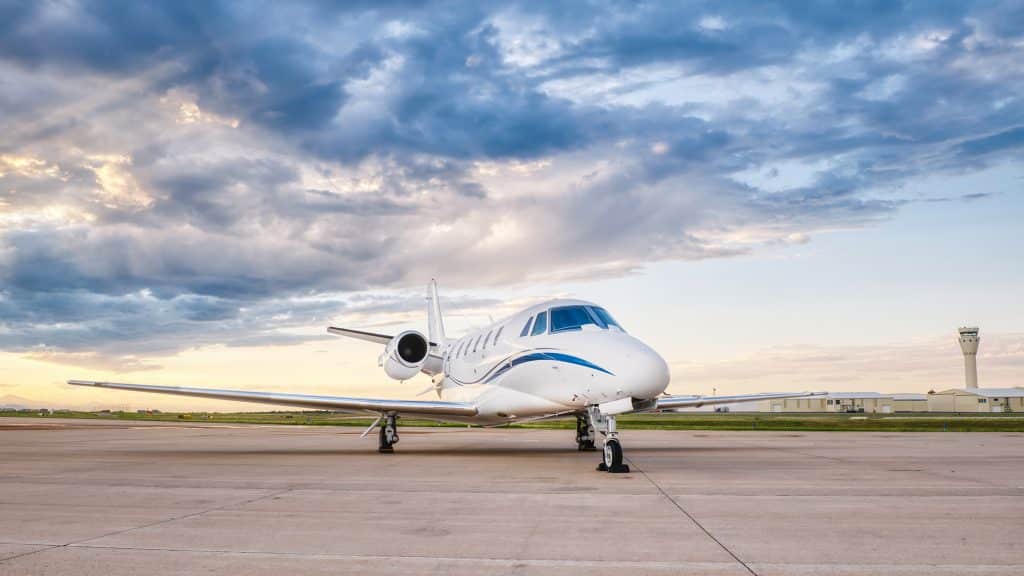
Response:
[452,325,505,360]
[519,305,623,337]
[450,305,623,360]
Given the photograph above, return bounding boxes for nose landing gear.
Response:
[575,413,596,451]
[588,407,630,473]
[378,413,399,453]
[601,438,624,472]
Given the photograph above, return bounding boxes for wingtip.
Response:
[68,379,94,386]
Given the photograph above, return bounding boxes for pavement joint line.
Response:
[2,478,1022,497]
[11,543,1024,572]
[0,487,295,566]
[45,543,747,569]
[0,545,62,564]
[625,454,759,576]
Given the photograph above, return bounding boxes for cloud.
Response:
[957,126,1024,156]
[1,0,1022,363]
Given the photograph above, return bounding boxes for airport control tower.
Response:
[958,326,980,389]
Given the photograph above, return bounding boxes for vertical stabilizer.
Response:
[427,279,446,345]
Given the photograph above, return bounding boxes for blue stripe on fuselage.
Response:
[483,351,613,384]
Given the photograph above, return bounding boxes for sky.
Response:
[1,0,1022,410]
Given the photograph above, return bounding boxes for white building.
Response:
[890,393,929,413]
[926,388,1024,413]
[760,392,914,414]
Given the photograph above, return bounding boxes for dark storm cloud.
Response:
[0,1,216,72]
[1,0,1022,361]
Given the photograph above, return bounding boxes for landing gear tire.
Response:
[378,413,399,453]
[598,438,629,473]
[588,408,630,473]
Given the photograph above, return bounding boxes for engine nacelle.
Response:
[382,330,430,381]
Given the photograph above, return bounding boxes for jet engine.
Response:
[381,330,430,380]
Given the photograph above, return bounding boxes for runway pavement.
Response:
[0,417,1021,575]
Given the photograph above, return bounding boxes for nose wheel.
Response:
[589,408,630,473]
[599,438,625,472]
[378,413,399,453]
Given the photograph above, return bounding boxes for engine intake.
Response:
[382,330,429,380]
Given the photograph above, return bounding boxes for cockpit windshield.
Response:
[550,306,599,333]
[589,306,623,331]
[519,305,626,337]
[547,305,626,333]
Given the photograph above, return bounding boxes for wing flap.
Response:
[68,380,477,417]
[655,391,825,410]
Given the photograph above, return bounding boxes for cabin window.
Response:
[590,306,624,331]
[494,326,504,343]
[531,311,548,336]
[550,305,600,333]
[520,317,533,337]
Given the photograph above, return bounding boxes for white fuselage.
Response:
[423,299,670,425]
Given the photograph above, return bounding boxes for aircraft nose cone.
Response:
[630,345,670,398]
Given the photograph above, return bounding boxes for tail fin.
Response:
[427,279,446,345]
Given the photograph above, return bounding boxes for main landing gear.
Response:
[588,407,629,473]
[378,413,399,453]
[575,413,596,451]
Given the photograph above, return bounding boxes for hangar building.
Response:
[926,388,1024,413]
[760,392,916,414]
[890,393,929,412]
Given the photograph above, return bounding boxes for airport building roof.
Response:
[935,388,1024,398]
[825,392,888,399]
[762,392,933,401]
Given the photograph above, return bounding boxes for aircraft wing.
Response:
[653,391,825,410]
[67,380,478,417]
[327,327,393,345]
[327,326,440,348]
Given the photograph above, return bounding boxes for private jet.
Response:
[70,281,821,473]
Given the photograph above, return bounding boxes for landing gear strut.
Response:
[589,407,629,473]
[576,413,596,451]
[378,413,399,453]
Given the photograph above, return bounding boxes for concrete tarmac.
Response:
[0,417,1022,575]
